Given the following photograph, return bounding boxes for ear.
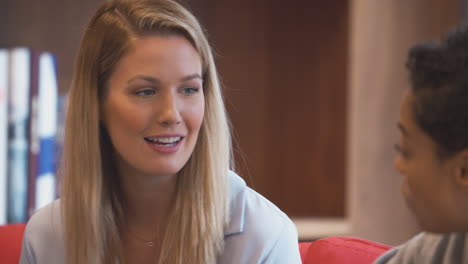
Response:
[454,149,468,188]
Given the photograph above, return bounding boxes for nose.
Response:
[157,92,181,126]
[394,156,405,175]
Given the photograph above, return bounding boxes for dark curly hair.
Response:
[407,26,468,159]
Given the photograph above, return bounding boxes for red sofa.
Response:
[300,236,392,263]
[1,224,391,263]
[1,224,25,264]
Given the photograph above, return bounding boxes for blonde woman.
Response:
[19,0,301,263]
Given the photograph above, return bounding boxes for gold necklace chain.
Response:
[128,230,157,247]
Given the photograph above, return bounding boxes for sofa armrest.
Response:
[0,224,27,264]
[300,236,392,264]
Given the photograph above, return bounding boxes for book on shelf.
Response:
[35,52,58,212]
[27,49,40,220]
[1,47,63,224]
[7,47,31,224]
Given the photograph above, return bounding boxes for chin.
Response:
[144,159,188,175]
[419,223,452,233]
[137,163,182,177]
[413,212,457,234]
[148,168,182,177]
[416,219,439,233]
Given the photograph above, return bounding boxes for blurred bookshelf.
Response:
[0,47,66,224]
[0,0,104,225]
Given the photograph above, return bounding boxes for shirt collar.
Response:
[224,171,247,237]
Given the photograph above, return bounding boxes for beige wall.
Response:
[347,0,459,245]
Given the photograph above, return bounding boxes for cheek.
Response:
[103,101,148,138]
[403,166,443,225]
[401,164,424,210]
[187,98,205,132]
[403,166,424,199]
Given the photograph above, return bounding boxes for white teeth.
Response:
[147,137,181,144]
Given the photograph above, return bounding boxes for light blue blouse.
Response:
[20,171,301,263]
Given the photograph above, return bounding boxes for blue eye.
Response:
[134,89,155,97]
[182,87,200,95]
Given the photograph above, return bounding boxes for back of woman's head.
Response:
[407,26,468,158]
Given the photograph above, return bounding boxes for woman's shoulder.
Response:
[227,170,294,227]
[25,199,62,239]
[223,171,300,263]
[229,171,291,224]
[20,200,65,264]
[373,232,468,264]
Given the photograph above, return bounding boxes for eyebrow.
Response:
[397,122,409,137]
[127,74,203,84]
[180,74,203,82]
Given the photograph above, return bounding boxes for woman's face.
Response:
[394,91,461,232]
[101,35,204,179]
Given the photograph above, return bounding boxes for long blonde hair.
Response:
[61,1,232,263]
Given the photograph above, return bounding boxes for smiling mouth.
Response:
[144,136,183,146]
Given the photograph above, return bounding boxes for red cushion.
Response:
[0,224,26,264]
[301,236,392,264]
[300,241,313,262]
